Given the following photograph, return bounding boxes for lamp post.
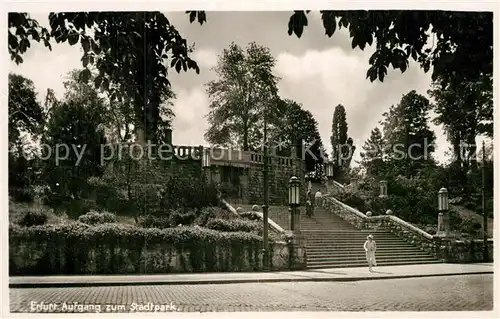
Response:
[325,161,334,194]
[437,187,449,237]
[379,180,388,198]
[201,146,211,182]
[481,141,489,262]
[289,176,301,231]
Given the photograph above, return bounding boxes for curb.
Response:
[9,271,493,289]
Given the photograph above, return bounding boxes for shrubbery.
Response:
[205,218,261,233]
[138,207,233,229]
[9,222,267,275]
[17,210,48,227]
[239,211,261,221]
[9,222,263,245]
[78,210,117,225]
[9,187,35,203]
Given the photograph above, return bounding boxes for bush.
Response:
[169,209,198,226]
[205,218,261,233]
[463,201,476,211]
[88,177,135,216]
[459,219,482,236]
[159,176,220,212]
[193,207,235,226]
[338,191,371,213]
[9,223,266,275]
[448,209,464,230]
[78,210,116,225]
[239,211,262,221]
[9,187,35,203]
[137,215,171,228]
[18,210,48,227]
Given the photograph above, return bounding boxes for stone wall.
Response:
[221,156,306,206]
[435,239,494,263]
[10,236,290,275]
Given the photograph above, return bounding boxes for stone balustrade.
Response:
[322,196,493,263]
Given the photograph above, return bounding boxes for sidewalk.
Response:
[9,263,493,288]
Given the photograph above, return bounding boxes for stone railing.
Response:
[325,196,436,251]
[324,196,494,263]
[220,199,286,234]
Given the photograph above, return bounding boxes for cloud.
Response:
[192,48,218,70]
[274,47,449,164]
[170,88,210,146]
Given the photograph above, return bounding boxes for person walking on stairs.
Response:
[314,190,323,207]
[364,234,377,271]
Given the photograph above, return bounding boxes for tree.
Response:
[271,99,325,174]
[381,90,436,177]
[205,42,279,151]
[360,127,385,177]
[8,73,46,199]
[8,73,45,146]
[428,75,493,170]
[285,11,492,86]
[42,70,108,201]
[9,12,199,143]
[330,104,355,180]
[183,11,492,87]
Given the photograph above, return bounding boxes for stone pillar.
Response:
[437,212,451,237]
[288,206,307,269]
[212,165,221,184]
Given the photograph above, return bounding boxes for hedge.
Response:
[9,223,270,275]
[17,210,48,227]
[78,210,117,225]
[205,218,261,233]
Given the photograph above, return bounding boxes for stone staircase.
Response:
[266,204,442,268]
[302,207,442,268]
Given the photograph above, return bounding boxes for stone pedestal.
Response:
[437,211,451,238]
[289,231,307,270]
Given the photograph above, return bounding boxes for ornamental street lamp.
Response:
[437,187,449,237]
[201,146,211,182]
[379,180,388,198]
[480,141,489,261]
[325,161,334,179]
[289,176,300,231]
[324,161,335,195]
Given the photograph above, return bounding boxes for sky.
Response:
[10,11,456,164]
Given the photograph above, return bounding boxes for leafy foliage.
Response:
[8,13,51,64]
[205,218,262,233]
[41,82,107,201]
[205,42,279,150]
[271,99,326,173]
[78,210,117,225]
[359,127,385,177]
[9,12,197,143]
[330,104,355,181]
[381,90,436,177]
[17,210,48,227]
[428,75,493,178]
[8,73,46,196]
[10,222,267,275]
[284,11,493,86]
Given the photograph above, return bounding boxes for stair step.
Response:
[305,240,408,244]
[307,252,433,258]
[306,247,423,252]
[307,254,435,260]
[306,259,443,269]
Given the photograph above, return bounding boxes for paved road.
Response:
[10,274,493,312]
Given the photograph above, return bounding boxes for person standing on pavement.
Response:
[364,234,377,271]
